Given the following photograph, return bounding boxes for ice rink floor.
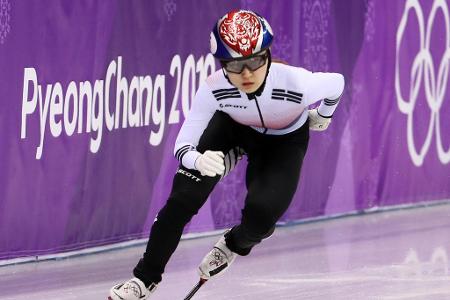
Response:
[1,203,450,300]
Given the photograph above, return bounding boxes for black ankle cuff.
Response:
[133,258,161,286]
[224,230,252,256]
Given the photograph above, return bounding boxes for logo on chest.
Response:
[212,88,247,109]
[219,103,247,109]
[271,89,303,104]
[212,88,241,101]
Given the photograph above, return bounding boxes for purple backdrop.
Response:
[0,0,449,261]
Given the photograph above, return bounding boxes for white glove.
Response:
[195,150,225,177]
[308,109,332,131]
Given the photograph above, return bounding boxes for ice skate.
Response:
[198,235,236,279]
[108,277,157,300]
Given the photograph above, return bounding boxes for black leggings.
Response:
[134,112,309,285]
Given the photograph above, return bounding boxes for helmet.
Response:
[210,10,274,60]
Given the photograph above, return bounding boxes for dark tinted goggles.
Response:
[221,52,269,74]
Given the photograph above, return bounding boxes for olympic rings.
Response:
[395,0,450,166]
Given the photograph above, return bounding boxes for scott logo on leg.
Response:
[177,169,202,182]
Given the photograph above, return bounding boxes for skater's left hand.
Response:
[308,108,332,131]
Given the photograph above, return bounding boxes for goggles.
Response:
[221,52,269,74]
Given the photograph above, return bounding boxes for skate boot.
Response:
[108,277,157,300]
[198,235,237,279]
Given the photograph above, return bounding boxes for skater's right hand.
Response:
[195,150,225,177]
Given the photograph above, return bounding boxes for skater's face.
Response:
[223,52,269,94]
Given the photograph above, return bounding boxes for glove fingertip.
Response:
[217,151,225,157]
